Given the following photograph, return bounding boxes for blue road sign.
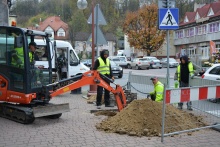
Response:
[159,8,179,30]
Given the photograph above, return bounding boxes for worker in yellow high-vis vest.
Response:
[176,55,194,110]
[149,76,164,102]
[93,50,114,109]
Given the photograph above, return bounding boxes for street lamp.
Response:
[77,0,88,9]
[77,0,97,94]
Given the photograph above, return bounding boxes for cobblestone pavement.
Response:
[0,92,220,147]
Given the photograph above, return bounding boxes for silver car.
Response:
[143,56,162,69]
[160,58,179,68]
[130,58,150,70]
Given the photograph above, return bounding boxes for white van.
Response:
[34,39,90,81]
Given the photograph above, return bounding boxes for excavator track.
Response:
[0,103,35,124]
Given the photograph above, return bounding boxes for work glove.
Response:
[190,74,195,79]
[112,77,115,82]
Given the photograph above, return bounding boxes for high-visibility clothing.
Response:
[11,47,24,67]
[176,62,194,82]
[97,57,110,75]
[11,47,35,67]
[149,81,164,102]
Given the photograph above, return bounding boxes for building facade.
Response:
[74,32,117,59]
[174,1,220,65]
[29,16,69,41]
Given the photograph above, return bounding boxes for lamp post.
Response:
[77,0,97,94]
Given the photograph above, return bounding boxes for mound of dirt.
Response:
[96,99,205,137]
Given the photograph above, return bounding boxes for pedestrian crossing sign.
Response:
[159,8,179,30]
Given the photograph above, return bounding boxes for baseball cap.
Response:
[29,42,37,47]
[150,76,158,80]
[103,50,109,55]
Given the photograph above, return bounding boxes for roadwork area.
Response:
[95,99,206,137]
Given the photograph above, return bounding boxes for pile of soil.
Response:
[95,99,206,137]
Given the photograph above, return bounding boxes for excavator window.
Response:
[0,27,25,91]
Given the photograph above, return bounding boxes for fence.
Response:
[125,71,220,142]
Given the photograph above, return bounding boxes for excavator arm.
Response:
[45,70,127,111]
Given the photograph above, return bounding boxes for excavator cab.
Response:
[0,26,52,104]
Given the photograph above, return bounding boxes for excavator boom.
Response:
[46,70,127,111]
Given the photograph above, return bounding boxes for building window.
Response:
[58,32,64,36]
[57,28,65,37]
[175,30,183,39]
[196,25,206,35]
[45,26,54,38]
[209,23,219,33]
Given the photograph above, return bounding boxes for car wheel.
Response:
[159,67,162,69]
[146,67,149,70]
[127,64,131,69]
[118,74,123,78]
[135,65,139,70]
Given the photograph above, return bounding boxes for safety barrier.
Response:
[125,72,220,142]
[161,84,220,142]
[126,71,170,98]
[189,76,220,87]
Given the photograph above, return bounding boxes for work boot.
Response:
[97,105,101,109]
[177,105,182,110]
[187,107,193,111]
[177,103,182,110]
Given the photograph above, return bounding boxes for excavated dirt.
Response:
[95,99,206,137]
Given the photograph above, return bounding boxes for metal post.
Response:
[95,4,99,57]
[161,84,166,143]
[88,0,97,94]
[127,71,132,90]
[166,30,170,88]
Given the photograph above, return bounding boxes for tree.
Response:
[123,4,166,56]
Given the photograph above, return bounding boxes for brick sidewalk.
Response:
[0,92,219,147]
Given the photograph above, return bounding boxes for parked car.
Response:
[130,58,150,70]
[143,56,162,69]
[108,56,129,68]
[110,60,123,78]
[81,59,92,67]
[202,64,220,103]
[160,58,179,68]
[202,64,220,81]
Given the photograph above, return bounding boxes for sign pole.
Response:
[166,30,170,88]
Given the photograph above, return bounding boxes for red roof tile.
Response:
[38,16,68,32]
[180,1,220,26]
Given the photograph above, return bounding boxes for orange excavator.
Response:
[0,26,127,124]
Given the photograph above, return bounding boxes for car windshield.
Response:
[119,57,126,61]
[150,57,157,60]
[112,58,120,61]
[110,61,117,66]
[169,58,176,62]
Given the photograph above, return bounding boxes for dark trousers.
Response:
[178,82,192,108]
[96,74,110,106]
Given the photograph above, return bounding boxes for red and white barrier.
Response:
[165,86,220,104]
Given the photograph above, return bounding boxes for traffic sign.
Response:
[158,0,175,8]
[159,8,179,30]
[87,4,107,25]
[87,26,107,45]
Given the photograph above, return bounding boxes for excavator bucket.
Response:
[33,103,70,117]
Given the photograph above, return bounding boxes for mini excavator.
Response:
[0,26,127,124]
